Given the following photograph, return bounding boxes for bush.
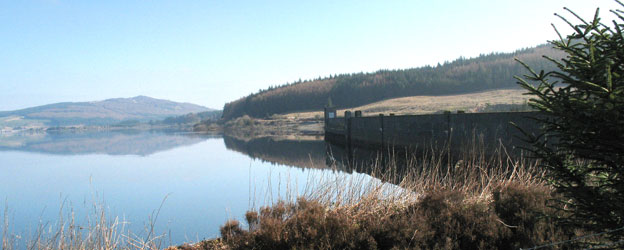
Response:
[516,1,624,243]
[212,187,576,250]
[219,220,245,242]
[492,183,571,248]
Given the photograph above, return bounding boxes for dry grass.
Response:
[279,88,529,119]
[168,142,602,249]
[1,198,168,250]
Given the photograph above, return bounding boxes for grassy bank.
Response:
[168,144,609,249]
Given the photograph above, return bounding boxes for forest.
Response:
[222,44,564,119]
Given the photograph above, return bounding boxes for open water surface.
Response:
[0,130,372,247]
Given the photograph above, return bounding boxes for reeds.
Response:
[301,138,545,211]
[1,198,167,250]
[189,140,588,249]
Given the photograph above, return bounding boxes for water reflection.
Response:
[0,130,219,156]
[1,131,369,246]
[0,130,435,178]
[221,135,401,180]
[223,135,335,170]
[0,129,523,247]
[222,133,529,187]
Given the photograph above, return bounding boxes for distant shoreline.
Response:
[0,123,200,135]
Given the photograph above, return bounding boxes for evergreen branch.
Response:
[551,24,565,43]
[564,7,590,26]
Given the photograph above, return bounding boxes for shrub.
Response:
[492,183,572,248]
[219,220,245,242]
[214,187,577,250]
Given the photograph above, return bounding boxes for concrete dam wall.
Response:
[324,109,544,155]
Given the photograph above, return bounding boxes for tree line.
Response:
[222,44,564,119]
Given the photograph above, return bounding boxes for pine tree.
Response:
[516,1,624,243]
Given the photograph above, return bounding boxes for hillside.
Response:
[279,89,531,119]
[0,96,212,128]
[215,89,529,138]
[222,44,564,119]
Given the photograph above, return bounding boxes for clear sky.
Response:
[0,0,621,111]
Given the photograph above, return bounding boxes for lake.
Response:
[0,130,378,247]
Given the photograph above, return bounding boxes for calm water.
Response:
[0,130,373,246]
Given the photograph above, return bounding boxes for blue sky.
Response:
[0,0,620,110]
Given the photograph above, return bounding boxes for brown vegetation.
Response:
[207,188,565,250]
[167,143,605,249]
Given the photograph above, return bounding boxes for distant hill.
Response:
[222,44,564,120]
[0,96,212,127]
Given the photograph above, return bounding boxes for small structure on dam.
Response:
[323,107,543,157]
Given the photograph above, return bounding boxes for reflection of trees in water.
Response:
[222,136,337,170]
[328,134,533,186]
[224,134,532,186]
[0,130,218,156]
[221,135,450,182]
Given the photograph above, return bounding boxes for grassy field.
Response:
[277,88,530,119]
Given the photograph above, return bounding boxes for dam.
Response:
[323,107,544,157]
